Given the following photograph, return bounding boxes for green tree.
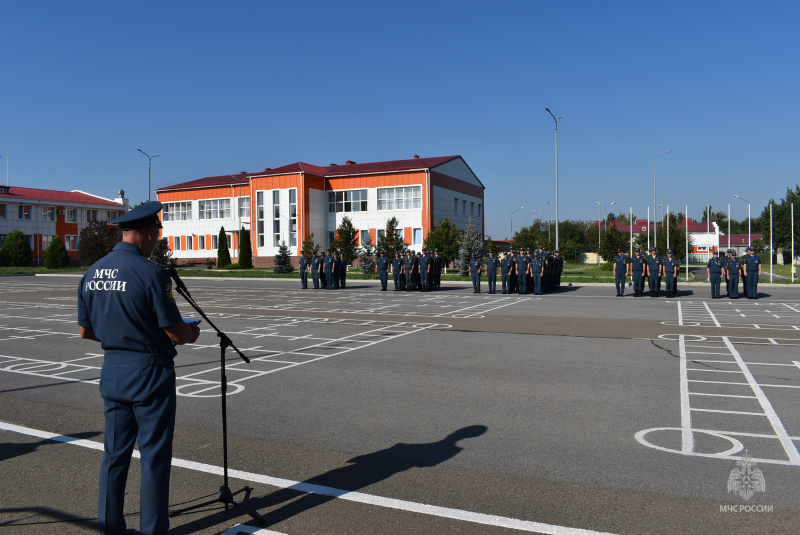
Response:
[239,227,253,269]
[358,233,376,275]
[148,237,175,268]
[217,227,231,268]
[456,218,482,276]
[301,233,321,257]
[759,186,800,251]
[273,241,294,273]
[78,221,119,266]
[43,236,69,269]
[512,219,550,252]
[484,235,501,257]
[598,224,630,264]
[423,216,459,266]
[1,230,33,267]
[376,216,406,257]
[332,216,358,263]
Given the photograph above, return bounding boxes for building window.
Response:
[163,202,192,221]
[413,228,422,245]
[273,191,281,246]
[239,197,250,218]
[65,235,78,250]
[396,228,404,242]
[42,207,56,221]
[328,231,335,248]
[186,236,193,250]
[199,235,205,249]
[174,236,181,251]
[328,190,368,213]
[199,199,231,219]
[377,186,421,210]
[66,208,78,222]
[87,209,99,222]
[377,229,385,242]
[256,191,265,247]
[0,204,6,218]
[360,229,370,246]
[0,234,6,247]
[211,234,218,250]
[478,204,482,217]
[462,200,467,215]
[470,202,475,218]
[454,198,458,213]
[19,205,31,220]
[107,211,116,221]
[42,235,55,250]
[289,189,297,247]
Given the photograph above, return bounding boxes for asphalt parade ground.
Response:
[1,275,799,535]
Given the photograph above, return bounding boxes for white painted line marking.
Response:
[679,335,693,454]
[0,421,618,535]
[689,393,758,399]
[722,337,800,465]
[690,409,767,416]
[221,525,286,535]
[702,302,721,327]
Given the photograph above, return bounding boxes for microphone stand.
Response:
[167,270,265,525]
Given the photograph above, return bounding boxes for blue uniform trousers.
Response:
[378,269,388,288]
[632,271,644,293]
[665,274,674,294]
[615,272,626,295]
[746,273,759,298]
[300,270,308,289]
[471,272,481,292]
[710,273,721,297]
[501,274,509,293]
[325,269,333,289]
[393,272,401,290]
[517,272,526,294]
[420,271,428,289]
[486,271,497,293]
[312,269,319,289]
[729,274,739,298]
[532,273,542,295]
[99,354,176,535]
[648,274,660,294]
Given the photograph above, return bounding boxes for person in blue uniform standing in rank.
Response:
[469,253,482,293]
[646,247,663,297]
[507,248,517,294]
[500,252,511,294]
[725,250,741,299]
[299,251,310,289]
[515,248,529,295]
[78,202,201,535]
[485,249,499,294]
[612,248,628,297]
[392,251,402,291]
[528,251,542,295]
[376,251,389,291]
[743,246,762,299]
[338,253,347,288]
[707,250,722,298]
[662,249,679,298]
[310,252,321,289]
[419,248,429,292]
[630,247,646,297]
[331,252,340,289]
[323,250,334,289]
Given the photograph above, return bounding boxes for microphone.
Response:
[168,267,191,298]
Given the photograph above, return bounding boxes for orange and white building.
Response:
[155,155,485,266]
[0,185,128,264]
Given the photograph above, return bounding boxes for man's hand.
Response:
[164,320,201,345]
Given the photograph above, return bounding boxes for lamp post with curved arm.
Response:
[653,151,671,248]
[526,210,537,227]
[137,149,160,202]
[546,109,564,250]
[510,206,524,239]
[734,194,751,246]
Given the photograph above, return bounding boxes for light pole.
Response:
[734,194,751,246]
[526,210,537,227]
[547,201,551,244]
[653,151,671,249]
[510,206,524,239]
[137,149,160,202]
[546,108,564,250]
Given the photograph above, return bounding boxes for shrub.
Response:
[1,230,32,267]
[43,236,69,269]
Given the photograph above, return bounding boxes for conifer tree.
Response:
[333,216,359,263]
[77,221,118,266]
[273,241,294,273]
[376,216,406,257]
[456,218,482,276]
[43,236,69,269]
[301,233,320,257]
[358,233,376,275]
[148,237,175,268]
[239,227,253,269]
[2,230,33,267]
[217,227,231,268]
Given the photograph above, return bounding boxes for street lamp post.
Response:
[137,149,160,202]
[734,194,751,246]
[526,210,537,227]
[546,108,564,250]
[662,181,674,227]
[653,151,671,249]
[547,201,551,244]
[510,206,524,239]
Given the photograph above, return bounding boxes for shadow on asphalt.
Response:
[169,424,488,534]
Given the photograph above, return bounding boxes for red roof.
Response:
[157,156,465,192]
[0,186,123,207]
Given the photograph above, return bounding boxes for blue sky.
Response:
[2,1,798,240]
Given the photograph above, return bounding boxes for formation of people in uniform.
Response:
[707,246,762,299]
[298,245,764,300]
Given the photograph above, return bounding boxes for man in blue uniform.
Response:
[323,250,334,289]
[311,252,321,289]
[432,249,443,290]
[515,248,529,295]
[663,249,679,298]
[507,248,518,294]
[78,202,201,535]
[722,249,731,297]
[500,252,511,294]
[646,247,663,297]
[529,250,544,295]
[612,248,628,297]
[376,251,389,290]
[485,249,499,294]
[392,252,403,291]
[726,250,741,299]
[630,247,646,297]
[419,248,429,292]
[743,246,762,299]
[469,253,482,293]
[299,251,310,289]
[707,250,722,298]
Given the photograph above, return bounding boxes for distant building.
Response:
[156,155,485,266]
[0,185,128,264]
